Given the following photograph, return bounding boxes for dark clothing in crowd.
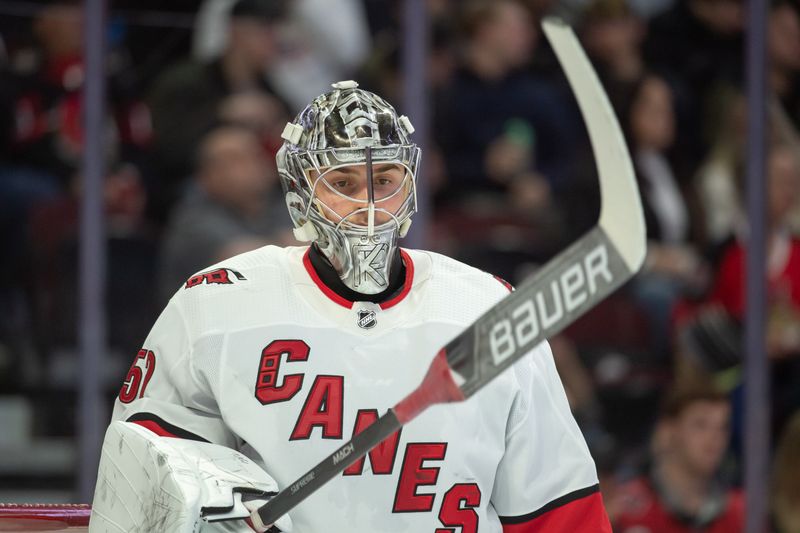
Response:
[634,150,705,246]
[643,2,743,165]
[435,67,576,199]
[147,58,287,213]
[644,4,743,94]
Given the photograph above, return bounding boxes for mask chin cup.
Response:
[399,218,413,238]
[293,221,319,242]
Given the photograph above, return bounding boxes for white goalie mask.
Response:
[277,81,420,295]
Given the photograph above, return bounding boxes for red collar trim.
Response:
[380,250,414,310]
[301,248,415,311]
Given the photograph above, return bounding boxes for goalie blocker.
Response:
[90,421,292,532]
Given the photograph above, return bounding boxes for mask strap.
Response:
[365,146,375,237]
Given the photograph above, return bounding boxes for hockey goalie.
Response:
[89,76,613,532]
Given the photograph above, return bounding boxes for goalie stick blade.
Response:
[252,18,645,529]
[541,17,646,272]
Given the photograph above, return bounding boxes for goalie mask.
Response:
[277,80,420,295]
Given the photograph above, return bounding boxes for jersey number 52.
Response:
[119,349,156,403]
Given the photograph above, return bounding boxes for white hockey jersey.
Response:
[109,245,610,532]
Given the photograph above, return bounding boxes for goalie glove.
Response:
[89,421,292,532]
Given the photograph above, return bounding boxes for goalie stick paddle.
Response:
[245,17,646,530]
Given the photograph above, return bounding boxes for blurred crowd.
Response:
[1,0,800,530]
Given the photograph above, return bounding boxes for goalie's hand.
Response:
[241,495,292,532]
[199,490,292,532]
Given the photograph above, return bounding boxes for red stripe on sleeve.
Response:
[130,419,179,438]
[501,491,611,533]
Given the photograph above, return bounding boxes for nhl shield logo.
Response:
[357,309,377,329]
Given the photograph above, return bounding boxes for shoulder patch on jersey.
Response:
[184,267,247,289]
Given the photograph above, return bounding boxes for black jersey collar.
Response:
[303,245,413,310]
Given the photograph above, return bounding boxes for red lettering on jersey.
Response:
[289,375,344,440]
[435,483,482,533]
[205,268,231,284]
[392,442,448,513]
[255,340,310,405]
[119,349,156,404]
[185,274,205,288]
[185,268,246,289]
[343,409,402,476]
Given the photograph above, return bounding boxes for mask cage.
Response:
[286,144,420,235]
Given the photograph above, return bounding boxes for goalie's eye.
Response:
[373,175,402,200]
[325,175,358,196]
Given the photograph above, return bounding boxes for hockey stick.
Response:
[244,17,646,530]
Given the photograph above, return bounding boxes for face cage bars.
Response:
[292,145,419,237]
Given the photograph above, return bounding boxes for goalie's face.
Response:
[310,162,413,229]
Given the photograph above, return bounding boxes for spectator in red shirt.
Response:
[708,144,800,358]
[614,384,743,533]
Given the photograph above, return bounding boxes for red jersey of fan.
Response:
[614,477,744,533]
[710,235,800,319]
